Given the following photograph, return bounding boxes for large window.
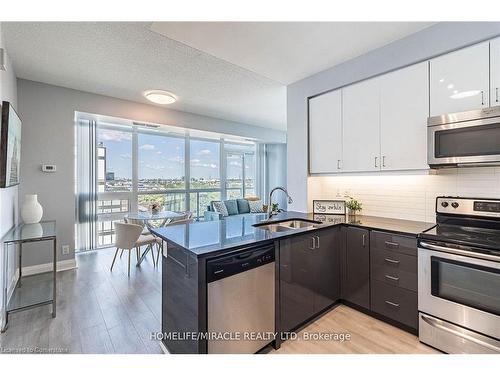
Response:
[225,143,256,199]
[97,126,132,192]
[138,133,185,192]
[190,139,220,189]
[87,122,261,249]
[138,193,186,212]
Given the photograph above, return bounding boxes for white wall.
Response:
[0,22,19,330]
[288,22,500,213]
[17,79,286,267]
[265,143,288,209]
[309,168,500,223]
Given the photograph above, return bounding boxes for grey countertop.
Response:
[150,211,435,259]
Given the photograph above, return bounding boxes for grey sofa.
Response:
[204,198,263,221]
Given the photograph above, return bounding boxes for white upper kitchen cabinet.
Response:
[308,89,343,173]
[490,37,500,107]
[430,42,490,116]
[342,77,381,172]
[380,62,429,171]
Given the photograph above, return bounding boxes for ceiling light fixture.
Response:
[144,90,177,105]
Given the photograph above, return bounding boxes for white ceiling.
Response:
[150,22,434,84]
[3,22,433,131]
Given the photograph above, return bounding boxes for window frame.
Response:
[92,123,261,249]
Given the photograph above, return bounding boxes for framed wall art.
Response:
[1,101,22,188]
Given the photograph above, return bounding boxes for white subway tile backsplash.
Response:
[309,167,500,223]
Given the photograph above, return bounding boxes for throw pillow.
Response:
[212,201,228,217]
[224,200,239,215]
[237,199,251,214]
[249,200,264,213]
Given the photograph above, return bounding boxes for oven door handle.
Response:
[421,315,500,353]
[419,241,500,263]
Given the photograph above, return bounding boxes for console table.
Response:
[1,221,57,332]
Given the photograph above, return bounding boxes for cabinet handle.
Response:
[374,156,378,168]
[496,87,499,103]
[316,236,320,249]
[385,300,400,308]
[385,274,400,282]
[337,160,341,170]
[310,236,316,250]
[384,258,400,265]
[384,241,399,249]
[382,156,386,168]
[481,90,485,106]
[362,234,366,247]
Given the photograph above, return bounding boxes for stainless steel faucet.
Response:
[268,186,293,218]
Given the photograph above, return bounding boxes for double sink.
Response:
[253,218,321,233]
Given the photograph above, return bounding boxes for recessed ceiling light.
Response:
[144,90,177,105]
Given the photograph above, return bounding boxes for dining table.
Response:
[125,210,185,266]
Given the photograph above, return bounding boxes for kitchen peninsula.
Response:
[151,212,434,354]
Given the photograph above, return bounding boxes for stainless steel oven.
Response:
[428,106,500,168]
[418,240,500,353]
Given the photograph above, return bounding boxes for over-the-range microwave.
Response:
[428,106,500,168]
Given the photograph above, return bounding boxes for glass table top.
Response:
[7,272,54,312]
[126,211,184,221]
[2,220,56,244]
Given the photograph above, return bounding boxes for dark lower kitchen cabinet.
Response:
[279,234,315,332]
[279,228,340,332]
[341,226,370,309]
[369,231,418,330]
[312,228,341,312]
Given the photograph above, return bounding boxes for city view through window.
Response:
[95,124,258,247]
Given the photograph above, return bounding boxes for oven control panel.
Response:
[437,197,500,218]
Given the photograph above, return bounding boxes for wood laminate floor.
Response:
[0,247,438,354]
[273,305,438,354]
[0,247,163,354]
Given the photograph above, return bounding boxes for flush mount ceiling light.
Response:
[144,90,177,105]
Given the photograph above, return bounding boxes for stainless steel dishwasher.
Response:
[206,244,275,354]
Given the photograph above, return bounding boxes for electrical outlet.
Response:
[62,245,70,255]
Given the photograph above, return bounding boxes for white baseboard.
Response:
[22,258,78,276]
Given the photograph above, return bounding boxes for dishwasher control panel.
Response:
[206,244,275,283]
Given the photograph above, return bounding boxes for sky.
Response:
[98,128,224,180]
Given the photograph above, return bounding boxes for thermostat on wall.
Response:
[42,164,57,172]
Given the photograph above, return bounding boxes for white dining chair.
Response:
[110,221,143,277]
[151,211,194,265]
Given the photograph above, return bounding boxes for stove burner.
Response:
[423,196,500,253]
[460,226,500,235]
[424,223,500,251]
[440,232,470,239]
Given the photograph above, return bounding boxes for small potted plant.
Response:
[149,202,162,215]
[345,196,362,217]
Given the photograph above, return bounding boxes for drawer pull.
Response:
[385,241,399,248]
[385,300,400,308]
[385,274,400,282]
[384,258,400,265]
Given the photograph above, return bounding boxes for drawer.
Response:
[371,280,418,329]
[370,248,417,292]
[370,231,417,257]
